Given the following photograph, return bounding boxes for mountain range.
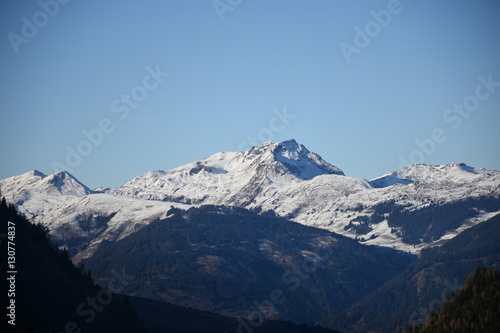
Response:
[1,139,499,331]
[1,139,499,260]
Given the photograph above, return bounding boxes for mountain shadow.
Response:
[83,205,415,325]
[0,198,342,333]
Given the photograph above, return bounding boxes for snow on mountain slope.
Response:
[271,139,344,179]
[47,193,190,263]
[377,163,497,186]
[369,172,413,188]
[0,170,93,218]
[370,163,497,187]
[0,170,190,262]
[111,139,343,206]
[235,162,499,253]
[1,140,499,257]
[109,141,500,254]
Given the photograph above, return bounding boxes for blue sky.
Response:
[1,0,499,189]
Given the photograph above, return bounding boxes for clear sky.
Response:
[1,0,499,189]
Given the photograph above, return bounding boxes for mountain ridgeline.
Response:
[1,139,500,331]
[1,140,499,261]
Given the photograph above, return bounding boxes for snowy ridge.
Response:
[0,170,190,262]
[270,139,344,179]
[1,140,500,256]
[109,142,500,254]
[111,139,344,206]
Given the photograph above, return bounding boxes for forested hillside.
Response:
[406,266,500,333]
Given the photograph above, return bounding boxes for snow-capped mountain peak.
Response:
[270,139,344,179]
[0,170,93,214]
[369,163,494,188]
[0,169,92,200]
[113,140,344,205]
[0,169,190,261]
[394,163,490,184]
[1,141,499,258]
[39,170,93,197]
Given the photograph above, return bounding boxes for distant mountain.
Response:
[111,139,344,206]
[0,170,92,218]
[82,205,415,325]
[1,140,499,260]
[0,169,190,262]
[321,213,500,333]
[109,141,500,253]
[1,140,499,331]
